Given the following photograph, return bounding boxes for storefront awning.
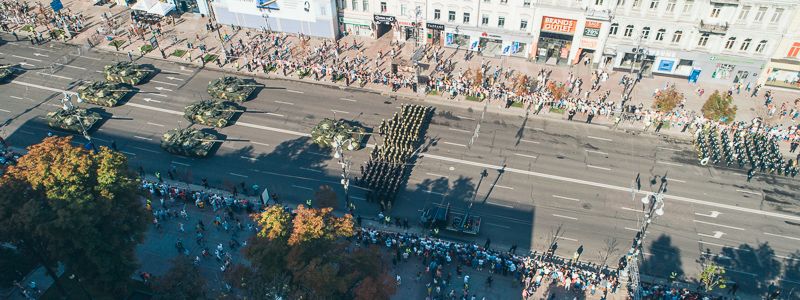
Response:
[147,2,176,16]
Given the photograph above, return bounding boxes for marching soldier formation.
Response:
[694,121,798,181]
[360,104,434,210]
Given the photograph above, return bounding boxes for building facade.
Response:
[335,0,426,41]
[606,0,798,84]
[761,7,800,90]
[211,0,339,39]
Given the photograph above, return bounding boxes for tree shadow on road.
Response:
[780,251,800,299]
[640,234,684,280]
[713,242,781,295]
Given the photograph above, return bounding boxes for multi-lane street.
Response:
[2,40,799,293]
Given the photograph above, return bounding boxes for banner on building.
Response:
[224,0,318,22]
[541,16,577,34]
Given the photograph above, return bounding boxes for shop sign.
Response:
[658,60,675,72]
[427,23,445,31]
[583,21,601,38]
[342,17,371,26]
[374,14,396,25]
[579,38,597,49]
[541,16,577,34]
[398,21,414,27]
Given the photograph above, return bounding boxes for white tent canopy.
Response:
[130,0,156,11]
[147,2,176,16]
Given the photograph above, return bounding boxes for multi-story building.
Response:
[209,0,339,39]
[761,7,800,90]
[606,0,798,84]
[336,0,426,41]
[530,0,614,66]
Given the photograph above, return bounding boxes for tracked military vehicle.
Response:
[0,64,14,82]
[311,118,367,151]
[184,100,237,128]
[103,61,153,85]
[207,76,258,102]
[45,108,102,133]
[160,128,217,158]
[76,81,131,107]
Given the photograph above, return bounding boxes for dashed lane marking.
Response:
[121,151,137,156]
[292,185,313,191]
[514,153,537,159]
[12,55,43,62]
[493,185,514,190]
[624,227,639,232]
[351,196,366,201]
[274,100,294,105]
[171,161,191,167]
[658,147,683,151]
[285,89,304,94]
[228,172,249,178]
[458,115,475,120]
[693,220,745,231]
[520,139,540,144]
[552,195,580,202]
[764,232,800,241]
[556,236,578,242]
[133,135,153,141]
[9,96,23,100]
[36,72,74,80]
[299,167,323,173]
[339,98,357,102]
[587,165,612,171]
[331,109,350,114]
[736,189,762,196]
[146,122,165,127]
[150,80,179,86]
[585,149,608,155]
[266,112,285,117]
[487,201,514,208]
[132,146,159,153]
[0,108,10,113]
[240,156,258,162]
[485,222,511,229]
[657,161,684,167]
[442,141,467,147]
[250,141,270,147]
[425,173,448,178]
[552,214,578,220]
[449,128,470,133]
[669,178,687,183]
[587,136,612,142]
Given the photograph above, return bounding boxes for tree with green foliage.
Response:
[0,136,148,296]
[652,85,684,112]
[699,261,727,292]
[152,256,206,300]
[701,90,737,123]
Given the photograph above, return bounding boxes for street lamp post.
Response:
[626,175,667,300]
[332,139,352,211]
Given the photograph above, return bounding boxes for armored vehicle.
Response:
[45,108,102,133]
[160,128,217,158]
[311,118,367,151]
[184,100,237,127]
[207,76,258,102]
[0,64,14,82]
[76,81,130,107]
[103,61,153,85]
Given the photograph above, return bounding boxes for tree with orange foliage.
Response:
[254,205,291,240]
[288,205,354,246]
[547,81,568,101]
[0,136,147,297]
[514,74,530,96]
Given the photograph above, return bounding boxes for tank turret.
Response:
[45,108,102,133]
[103,61,153,85]
[76,81,131,107]
[160,128,217,158]
[184,100,238,128]
[207,76,258,102]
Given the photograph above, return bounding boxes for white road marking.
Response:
[9,96,23,100]
[425,173,448,178]
[494,185,514,190]
[51,63,87,70]
[0,108,10,113]
[19,130,35,135]
[146,122,164,127]
[339,98,357,102]
[514,153,537,159]
[36,72,74,80]
[736,189,762,196]
[250,141,270,147]
[520,139,540,144]
[556,236,578,242]
[458,115,475,120]
[585,149,608,155]
[133,135,153,141]
[442,141,467,147]
[331,109,350,114]
[698,231,726,239]
[423,190,445,195]
[624,227,639,232]
[657,161,683,167]
[47,103,61,108]
[229,172,249,178]
[763,232,800,242]
[150,80,179,86]
[127,103,183,115]
[587,165,612,171]
[552,195,580,202]
[658,147,683,151]
[485,222,511,229]
[292,185,313,191]
[552,214,578,220]
[695,211,721,218]
[488,201,514,208]
[153,86,173,92]
[236,121,310,137]
[94,70,103,73]
[171,161,191,167]
[299,167,323,173]
[587,136,612,142]
[120,151,137,156]
[240,156,258,162]
[621,207,643,213]
[285,89,304,94]
[12,55,43,62]
[693,220,745,231]
[697,240,727,248]
[274,100,294,105]
[351,196,366,201]
[449,128,470,133]
[668,178,687,183]
[266,112,285,117]
[132,146,159,153]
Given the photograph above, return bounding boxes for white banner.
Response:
[224,0,318,22]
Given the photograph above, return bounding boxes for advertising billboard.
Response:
[541,16,577,34]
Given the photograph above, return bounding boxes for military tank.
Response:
[207,76,259,102]
[76,81,131,107]
[310,118,367,151]
[45,108,102,133]
[0,64,14,82]
[103,61,153,85]
[160,128,217,158]
[184,100,237,128]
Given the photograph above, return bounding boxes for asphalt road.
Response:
[2,39,799,294]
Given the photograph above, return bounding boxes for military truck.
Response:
[160,128,217,158]
[310,118,367,151]
[0,64,14,82]
[103,61,153,85]
[184,100,237,127]
[420,203,481,235]
[45,108,102,133]
[207,76,259,102]
[76,81,131,107]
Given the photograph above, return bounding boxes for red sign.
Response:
[541,16,577,34]
[585,21,602,29]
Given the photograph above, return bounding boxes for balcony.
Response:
[585,8,612,21]
[699,21,728,34]
[709,0,739,5]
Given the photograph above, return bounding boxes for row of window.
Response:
[609,23,767,53]
[433,9,528,30]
